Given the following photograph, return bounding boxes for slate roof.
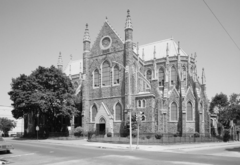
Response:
[134,38,188,61]
[64,59,83,76]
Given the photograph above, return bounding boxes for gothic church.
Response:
[59,10,211,135]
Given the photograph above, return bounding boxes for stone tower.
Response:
[82,24,91,131]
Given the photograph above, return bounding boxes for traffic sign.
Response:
[36,126,39,131]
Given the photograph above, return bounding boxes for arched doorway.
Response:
[97,117,106,135]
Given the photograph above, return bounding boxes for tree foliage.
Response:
[0,117,16,134]
[8,66,79,132]
[209,93,229,114]
[210,93,240,128]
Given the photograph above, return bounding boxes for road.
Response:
[0,139,239,165]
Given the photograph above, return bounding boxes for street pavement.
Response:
[36,138,240,153]
[1,138,240,165]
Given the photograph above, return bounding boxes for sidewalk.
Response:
[36,138,240,152]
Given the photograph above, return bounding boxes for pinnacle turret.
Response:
[153,46,156,59]
[125,9,133,30]
[83,24,91,52]
[178,41,180,55]
[202,68,206,85]
[166,43,169,57]
[83,24,90,42]
[57,52,63,71]
[142,48,145,60]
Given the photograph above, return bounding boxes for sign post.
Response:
[36,126,39,140]
[136,114,141,149]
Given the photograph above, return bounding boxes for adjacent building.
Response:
[0,105,24,136]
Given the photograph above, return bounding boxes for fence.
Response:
[88,132,236,144]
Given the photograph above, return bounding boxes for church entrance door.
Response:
[98,117,106,135]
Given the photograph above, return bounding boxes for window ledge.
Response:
[114,120,122,123]
[169,120,178,123]
[186,120,195,123]
[101,85,111,88]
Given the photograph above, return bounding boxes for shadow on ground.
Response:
[226,147,240,153]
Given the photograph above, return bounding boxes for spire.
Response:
[125,9,133,30]
[80,61,82,73]
[202,68,206,85]
[194,52,197,62]
[188,53,191,63]
[178,41,180,55]
[83,23,90,43]
[57,52,63,71]
[136,42,139,55]
[142,48,145,60]
[166,43,169,56]
[153,46,156,59]
[70,54,72,61]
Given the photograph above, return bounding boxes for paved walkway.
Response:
[35,138,240,152]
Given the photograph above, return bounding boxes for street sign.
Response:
[36,126,39,131]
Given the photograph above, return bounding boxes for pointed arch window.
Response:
[113,65,120,85]
[74,82,79,89]
[93,69,100,87]
[159,68,165,86]
[187,102,193,121]
[182,65,187,86]
[200,102,204,122]
[146,70,152,88]
[146,70,152,81]
[91,105,97,122]
[138,100,142,107]
[171,66,177,86]
[115,103,122,121]
[171,102,177,121]
[102,61,111,86]
[137,99,146,108]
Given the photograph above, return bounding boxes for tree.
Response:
[0,118,16,135]
[212,93,240,129]
[8,66,79,133]
[209,93,229,114]
[229,93,240,105]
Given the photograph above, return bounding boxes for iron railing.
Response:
[88,132,237,144]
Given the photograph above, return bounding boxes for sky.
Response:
[0,0,239,106]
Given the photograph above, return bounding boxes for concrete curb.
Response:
[7,138,240,152]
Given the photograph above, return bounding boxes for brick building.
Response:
[63,10,211,135]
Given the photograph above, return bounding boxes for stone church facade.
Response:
[65,10,211,135]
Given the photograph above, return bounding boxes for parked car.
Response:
[0,137,14,153]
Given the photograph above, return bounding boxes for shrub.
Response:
[174,132,180,137]
[74,126,84,137]
[107,132,112,137]
[146,134,151,139]
[223,130,230,142]
[120,128,129,137]
[132,130,137,138]
[140,136,145,140]
[82,131,88,137]
[194,132,200,138]
[155,132,163,139]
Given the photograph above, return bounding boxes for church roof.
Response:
[64,59,83,76]
[134,38,188,61]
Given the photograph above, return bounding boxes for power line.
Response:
[202,0,240,52]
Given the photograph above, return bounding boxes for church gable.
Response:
[91,21,124,56]
[185,87,195,101]
[169,87,179,101]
